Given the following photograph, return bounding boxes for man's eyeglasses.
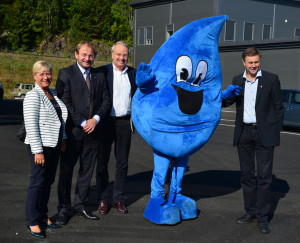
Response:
[115,53,128,58]
[80,53,94,59]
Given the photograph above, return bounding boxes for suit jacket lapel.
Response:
[54,95,67,121]
[236,75,245,99]
[240,77,246,97]
[107,64,114,99]
[90,67,96,97]
[256,76,263,105]
[127,68,134,84]
[127,68,136,98]
[236,75,246,112]
[35,85,59,121]
[73,63,90,94]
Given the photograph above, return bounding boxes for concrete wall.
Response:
[220,48,300,90]
[133,0,215,67]
[130,0,300,89]
[218,0,300,42]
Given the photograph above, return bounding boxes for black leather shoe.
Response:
[57,212,70,225]
[258,222,271,234]
[40,220,61,229]
[47,222,61,228]
[27,225,45,238]
[236,214,257,224]
[76,210,99,220]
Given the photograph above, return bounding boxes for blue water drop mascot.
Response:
[132,15,242,225]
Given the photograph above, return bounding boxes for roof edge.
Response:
[128,0,185,8]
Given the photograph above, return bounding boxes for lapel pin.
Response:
[260,85,263,88]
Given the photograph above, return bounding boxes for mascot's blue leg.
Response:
[143,150,181,225]
[168,156,197,220]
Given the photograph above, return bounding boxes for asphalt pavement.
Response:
[0,99,299,242]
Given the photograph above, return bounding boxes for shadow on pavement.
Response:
[269,174,290,221]
[85,170,289,222]
[283,125,300,133]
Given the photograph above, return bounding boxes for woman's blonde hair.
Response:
[32,61,52,73]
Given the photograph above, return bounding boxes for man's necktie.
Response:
[85,71,94,118]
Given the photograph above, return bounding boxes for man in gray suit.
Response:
[56,41,111,224]
[222,47,284,234]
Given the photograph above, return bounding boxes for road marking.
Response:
[221,110,236,113]
[220,119,235,122]
[219,123,235,127]
[219,124,300,136]
[280,131,300,136]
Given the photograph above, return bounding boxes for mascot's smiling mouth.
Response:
[171,84,203,115]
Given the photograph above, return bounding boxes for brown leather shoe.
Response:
[98,201,108,215]
[113,201,128,214]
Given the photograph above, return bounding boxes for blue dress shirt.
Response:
[243,69,262,124]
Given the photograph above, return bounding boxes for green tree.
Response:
[0,1,13,46]
[109,0,133,45]
[1,0,135,50]
[4,0,38,49]
[68,14,84,45]
[68,0,111,43]
[31,0,71,43]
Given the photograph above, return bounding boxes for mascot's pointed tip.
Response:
[150,15,228,70]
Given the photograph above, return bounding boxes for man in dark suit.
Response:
[56,41,111,224]
[222,47,284,234]
[96,41,137,215]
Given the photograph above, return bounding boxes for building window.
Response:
[166,24,174,40]
[146,26,153,45]
[244,22,254,41]
[225,20,236,41]
[295,28,300,37]
[263,24,272,40]
[138,27,145,45]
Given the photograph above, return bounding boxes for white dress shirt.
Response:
[110,64,132,117]
[243,69,262,124]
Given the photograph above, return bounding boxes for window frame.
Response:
[166,23,174,40]
[224,20,236,42]
[294,28,300,37]
[146,26,153,45]
[262,24,272,40]
[243,22,255,41]
[138,27,145,46]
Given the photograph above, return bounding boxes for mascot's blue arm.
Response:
[221,85,243,100]
[136,62,157,92]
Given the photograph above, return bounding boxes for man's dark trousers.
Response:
[96,115,131,202]
[237,124,274,223]
[57,127,101,213]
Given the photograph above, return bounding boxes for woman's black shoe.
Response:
[47,222,61,228]
[27,225,45,238]
[39,220,61,229]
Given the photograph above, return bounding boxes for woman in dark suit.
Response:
[23,61,68,238]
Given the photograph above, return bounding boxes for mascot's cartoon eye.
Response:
[191,60,208,87]
[180,68,189,80]
[176,56,192,83]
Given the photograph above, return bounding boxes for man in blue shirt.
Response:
[222,47,284,234]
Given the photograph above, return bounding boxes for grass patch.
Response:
[0,52,111,99]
